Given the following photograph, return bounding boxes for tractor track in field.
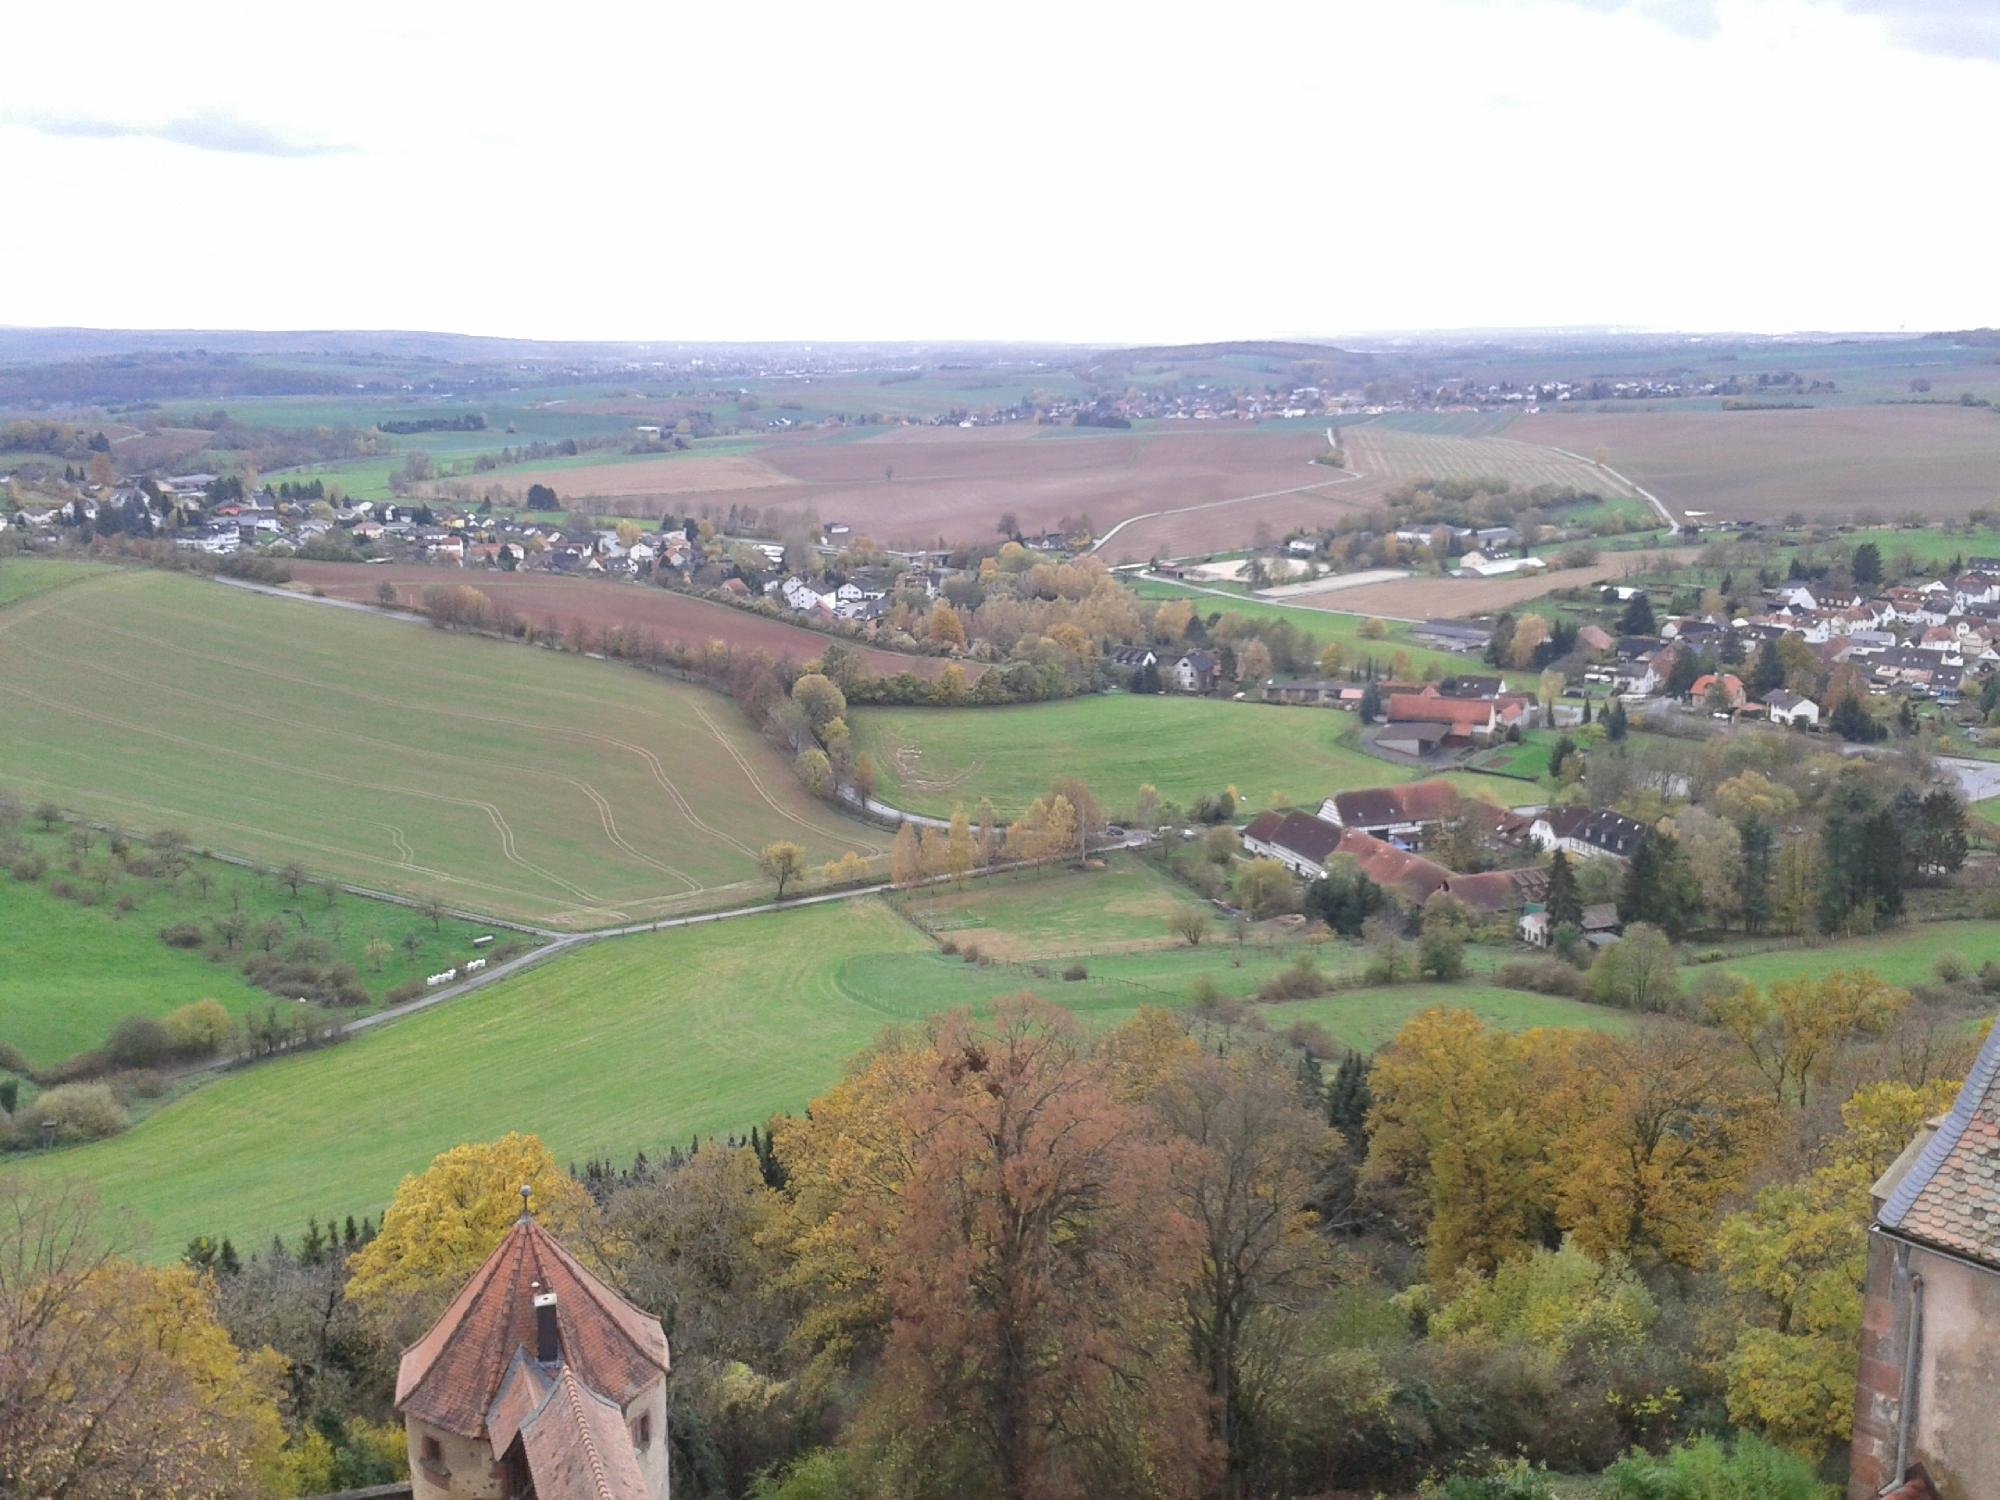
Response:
[2,771,564,911]
[205,576,888,856]
[61,579,863,870]
[688,699,883,852]
[8,632,698,900]
[0,680,603,907]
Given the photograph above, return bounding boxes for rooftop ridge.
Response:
[1879,1018,2000,1247]
[560,1371,618,1500]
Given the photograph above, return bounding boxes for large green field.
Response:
[1267,983,1633,1051]
[851,695,1411,821]
[0,569,884,928]
[895,859,1218,959]
[1688,920,2000,990]
[16,873,1631,1255]
[0,555,107,608]
[0,823,500,1068]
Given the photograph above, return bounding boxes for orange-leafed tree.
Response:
[1149,1046,1340,1495]
[1363,1010,1581,1281]
[1545,1022,1775,1270]
[779,998,1221,1499]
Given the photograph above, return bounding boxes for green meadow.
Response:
[1686,920,2000,990]
[851,695,1410,821]
[0,555,108,608]
[1267,983,1632,1052]
[16,871,1630,1255]
[0,823,501,1068]
[0,569,883,928]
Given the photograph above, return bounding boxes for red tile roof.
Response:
[514,1367,651,1500]
[486,1348,557,1458]
[1329,828,1451,904]
[1384,695,1496,730]
[1442,867,1548,913]
[396,1216,669,1439]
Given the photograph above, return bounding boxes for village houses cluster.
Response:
[1237,773,1645,942]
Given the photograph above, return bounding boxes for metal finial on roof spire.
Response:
[518,1183,533,1221]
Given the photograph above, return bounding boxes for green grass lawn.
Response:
[0,556,109,608]
[18,879,1631,1255]
[1464,729,1564,787]
[852,695,1411,820]
[894,858,1217,959]
[3,875,273,1069]
[1685,919,2000,990]
[1266,982,1632,1052]
[0,569,884,928]
[0,823,502,1068]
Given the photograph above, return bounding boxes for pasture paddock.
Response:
[1685,920,2000,990]
[0,823,498,1068]
[850,694,1408,821]
[15,886,1630,1254]
[0,570,884,928]
[1267,983,1632,1052]
[893,858,1222,960]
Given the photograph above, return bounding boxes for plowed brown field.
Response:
[454,424,1366,556]
[1510,406,2000,522]
[286,564,975,680]
[1286,547,1684,618]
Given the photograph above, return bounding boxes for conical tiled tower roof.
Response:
[395,1215,669,1438]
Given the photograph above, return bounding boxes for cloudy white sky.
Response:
[4,0,1995,343]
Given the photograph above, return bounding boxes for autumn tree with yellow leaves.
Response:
[346,1132,595,1321]
[0,1181,291,1498]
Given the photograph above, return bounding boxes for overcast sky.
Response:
[4,0,1995,344]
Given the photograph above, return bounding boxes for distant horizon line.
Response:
[0,322,1970,352]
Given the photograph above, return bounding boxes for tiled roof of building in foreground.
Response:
[1384,694,1496,730]
[513,1364,650,1500]
[1878,1018,2000,1268]
[396,1215,670,1438]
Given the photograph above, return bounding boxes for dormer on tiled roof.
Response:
[396,1212,669,1440]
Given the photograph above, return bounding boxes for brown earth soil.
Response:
[1286,548,1686,619]
[1511,405,2000,522]
[445,424,1363,555]
[286,563,978,681]
[460,450,793,502]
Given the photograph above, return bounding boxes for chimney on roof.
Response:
[534,1291,561,1366]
